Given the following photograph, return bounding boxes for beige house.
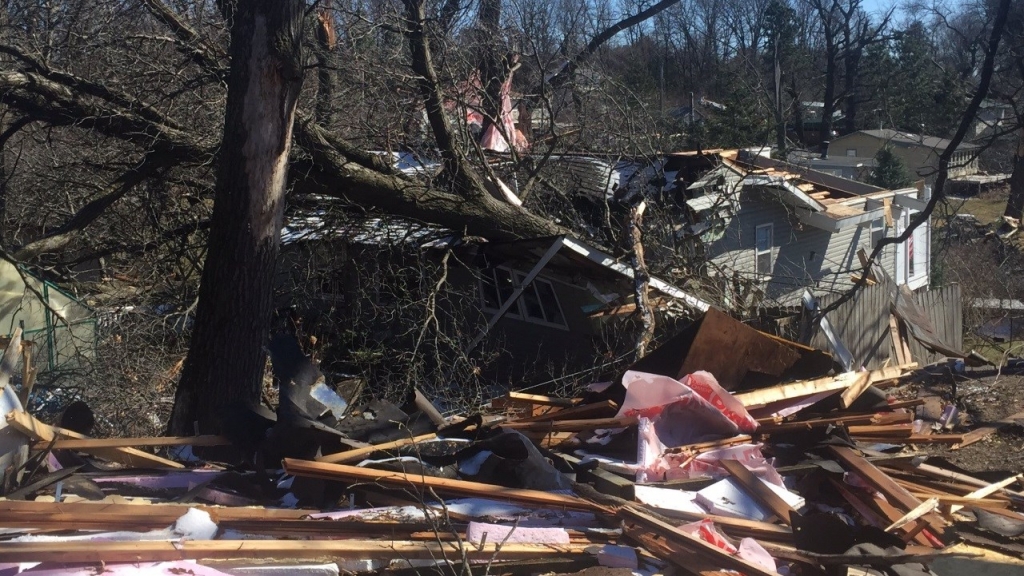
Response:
[827,129,979,183]
[0,259,94,371]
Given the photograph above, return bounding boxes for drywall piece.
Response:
[696,478,804,522]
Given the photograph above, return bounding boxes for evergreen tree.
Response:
[869,147,913,189]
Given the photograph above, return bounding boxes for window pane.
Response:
[514,273,546,320]
[494,268,516,305]
[756,225,772,251]
[534,280,565,325]
[757,252,772,274]
[480,271,500,309]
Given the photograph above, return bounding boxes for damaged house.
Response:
[277,209,709,395]
[672,149,933,307]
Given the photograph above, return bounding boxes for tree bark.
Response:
[168,0,305,435]
[1003,128,1024,225]
[628,201,654,360]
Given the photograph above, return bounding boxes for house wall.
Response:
[700,187,901,307]
[276,242,622,392]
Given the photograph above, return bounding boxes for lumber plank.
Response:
[839,372,874,409]
[623,521,725,575]
[282,458,603,512]
[734,366,915,409]
[957,409,1024,449]
[890,316,911,366]
[515,400,618,423]
[0,500,307,530]
[500,417,636,432]
[0,540,594,563]
[665,435,753,454]
[643,506,793,542]
[619,506,780,576]
[505,392,579,407]
[829,446,945,537]
[848,424,913,438]
[896,461,1024,500]
[719,459,796,525]
[316,433,437,464]
[33,435,230,451]
[7,411,182,469]
[885,497,939,532]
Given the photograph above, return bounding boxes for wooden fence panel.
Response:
[810,284,962,369]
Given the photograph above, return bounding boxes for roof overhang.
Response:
[743,175,827,212]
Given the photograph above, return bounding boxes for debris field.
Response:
[0,312,1022,576]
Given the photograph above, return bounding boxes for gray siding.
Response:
[701,187,900,306]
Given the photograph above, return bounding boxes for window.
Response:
[846,148,857,157]
[480,266,567,328]
[870,218,885,248]
[755,224,773,275]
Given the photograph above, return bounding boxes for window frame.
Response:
[754,223,774,276]
[845,148,857,157]
[479,266,569,330]
[870,217,885,248]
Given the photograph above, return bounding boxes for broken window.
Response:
[870,218,885,248]
[480,267,567,328]
[755,224,773,276]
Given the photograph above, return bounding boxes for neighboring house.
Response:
[0,259,95,372]
[668,97,727,127]
[788,150,875,182]
[972,101,1014,140]
[827,129,979,183]
[672,149,932,307]
[277,210,709,390]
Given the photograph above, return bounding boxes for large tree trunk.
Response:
[168,0,304,435]
[1004,128,1024,225]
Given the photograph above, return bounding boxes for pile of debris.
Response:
[0,313,1022,576]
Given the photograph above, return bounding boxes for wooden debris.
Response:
[515,399,618,423]
[957,409,1024,449]
[316,433,437,464]
[282,458,605,512]
[734,365,914,409]
[719,459,797,525]
[8,411,182,469]
[33,435,230,451]
[885,497,940,532]
[829,446,946,539]
[500,416,637,432]
[0,539,595,563]
[620,506,780,576]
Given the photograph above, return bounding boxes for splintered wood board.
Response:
[283,458,603,512]
[0,540,594,563]
[8,411,182,469]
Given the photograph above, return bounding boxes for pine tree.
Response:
[869,147,913,189]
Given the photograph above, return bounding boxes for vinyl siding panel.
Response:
[701,187,902,306]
